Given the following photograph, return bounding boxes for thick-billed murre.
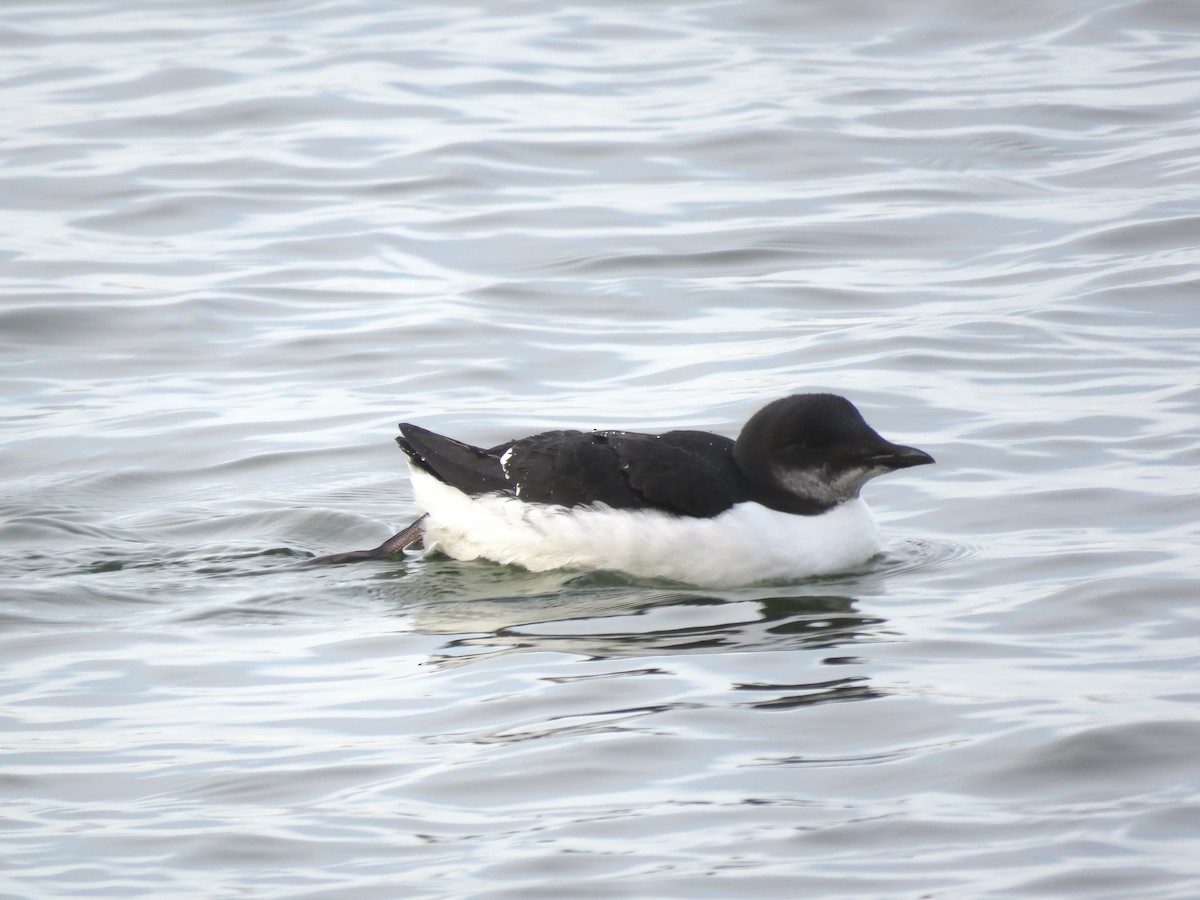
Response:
[309,393,933,586]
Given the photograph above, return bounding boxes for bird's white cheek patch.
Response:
[774,464,889,503]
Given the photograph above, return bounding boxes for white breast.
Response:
[408,468,888,588]
[408,467,882,587]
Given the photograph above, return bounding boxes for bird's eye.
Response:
[791,439,826,452]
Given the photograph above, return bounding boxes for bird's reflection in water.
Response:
[732,674,883,709]
[373,559,894,681]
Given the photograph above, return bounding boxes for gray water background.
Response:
[2,0,1199,896]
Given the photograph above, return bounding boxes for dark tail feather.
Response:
[397,423,508,494]
[303,515,428,566]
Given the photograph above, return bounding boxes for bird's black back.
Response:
[397,424,753,518]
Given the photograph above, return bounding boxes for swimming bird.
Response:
[309,393,933,586]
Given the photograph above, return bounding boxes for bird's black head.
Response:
[733,393,934,512]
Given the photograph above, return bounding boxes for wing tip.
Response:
[395,423,419,461]
[393,423,506,494]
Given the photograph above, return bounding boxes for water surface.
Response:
[2,0,1200,896]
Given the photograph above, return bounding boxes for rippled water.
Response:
[3,0,1200,896]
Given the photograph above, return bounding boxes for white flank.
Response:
[408,466,882,588]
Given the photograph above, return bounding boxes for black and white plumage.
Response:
[311,394,933,586]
